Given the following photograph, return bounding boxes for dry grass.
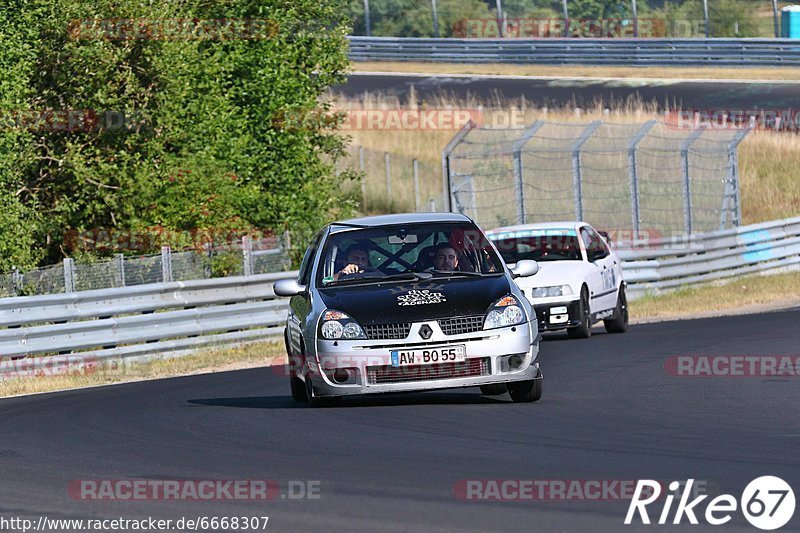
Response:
[0,341,284,398]
[352,61,800,82]
[629,270,800,319]
[335,95,800,224]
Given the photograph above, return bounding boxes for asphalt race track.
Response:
[1,308,799,532]
[336,73,800,111]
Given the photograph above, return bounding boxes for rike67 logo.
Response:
[626,477,795,530]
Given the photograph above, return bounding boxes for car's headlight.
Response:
[319,309,367,340]
[530,285,573,298]
[483,295,526,330]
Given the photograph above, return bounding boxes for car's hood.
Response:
[514,261,591,288]
[317,275,511,324]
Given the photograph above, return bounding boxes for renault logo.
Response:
[419,324,433,339]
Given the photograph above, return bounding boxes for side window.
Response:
[581,227,609,260]
[298,231,324,285]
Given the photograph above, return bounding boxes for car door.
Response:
[287,230,323,364]
[580,226,617,313]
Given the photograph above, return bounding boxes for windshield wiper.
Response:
[430,270,487,277]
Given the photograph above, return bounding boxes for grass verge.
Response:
[352,62,800,82]
[629,270,800,320]
[0,341,284,398]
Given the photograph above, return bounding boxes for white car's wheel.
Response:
[603,285,629,334]
[507,378,542,403]
[567,286,592,339]
[480,384,507,396]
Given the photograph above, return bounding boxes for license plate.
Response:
[390,345,466,367]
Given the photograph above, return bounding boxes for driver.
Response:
[333,245,373,280]
[433,243,460,271]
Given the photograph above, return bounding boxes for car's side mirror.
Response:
[510,259,539,278]
[273,278,306,297]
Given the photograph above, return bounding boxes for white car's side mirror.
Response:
[273,278,306,297]
[510,259,539,279]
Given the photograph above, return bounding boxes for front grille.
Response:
[367,357,490,384]
[437,315,484,336]
[363,322,412,340]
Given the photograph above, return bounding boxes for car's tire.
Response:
[507,377,542,403]
[480,383,507,396]
[304,374,340,407]
[290,373,308,402]
[567,286,592,339]
[604,285,629,334]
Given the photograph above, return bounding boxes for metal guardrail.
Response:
[348,37,800,66]
[0,272,297,378]
[1,216,798,377]
[618,216,800,298]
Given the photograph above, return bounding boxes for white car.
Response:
[485,222,628,338]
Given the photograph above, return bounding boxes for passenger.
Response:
[334,245,373,280]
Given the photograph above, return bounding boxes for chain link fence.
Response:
[0,236,291,298]
[444,120,749,238]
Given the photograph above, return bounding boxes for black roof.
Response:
[332,212,471,229]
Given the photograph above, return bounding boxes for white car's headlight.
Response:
[483,295,527,330]
[319,309,367,340]
[530,285,573,298]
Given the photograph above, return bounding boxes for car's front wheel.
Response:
[507,377,542,403]
[567,286,592,339]
[604,285,629,334]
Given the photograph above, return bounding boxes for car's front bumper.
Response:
[531,299,582,332]
[307,322,539,397]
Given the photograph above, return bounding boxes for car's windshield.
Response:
[317,222,504,286]
[489,228,582,263]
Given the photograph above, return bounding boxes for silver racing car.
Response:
[273,213,542,405]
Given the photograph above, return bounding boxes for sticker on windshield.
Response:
[397,289,447,306]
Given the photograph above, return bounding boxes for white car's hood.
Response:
[514,260,592,289]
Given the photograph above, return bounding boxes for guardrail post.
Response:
[384,152,392,208]
[571,120,602,221]
[413,159,420,212]
[429,198,436,212]
[628,120,657,234]
[161,246,173,283]
[512,120,546,225]
[116,253,126,287]
[242,236,253,276]
[680,129,704,235]
[441,120,477,213]
[63,258,75,293]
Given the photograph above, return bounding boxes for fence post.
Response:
[429,198,436,212]
[63,258,75,293]
[363,0,371,36]
[724,128,751,228]
[12,268,22,295]
[413,159,420,212]
[571,120,602,221]
[680,129,704,235]
[161,245,173,283]
[359,146,367,209]
[511,120,545,225]
[441,120,477,213]
[242,235,253,276]
[117,253,126,287]
[384,151,392,208]
[628,121,657,234]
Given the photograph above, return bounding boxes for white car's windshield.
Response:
[489,228,582,263]
[317,222,503,286]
